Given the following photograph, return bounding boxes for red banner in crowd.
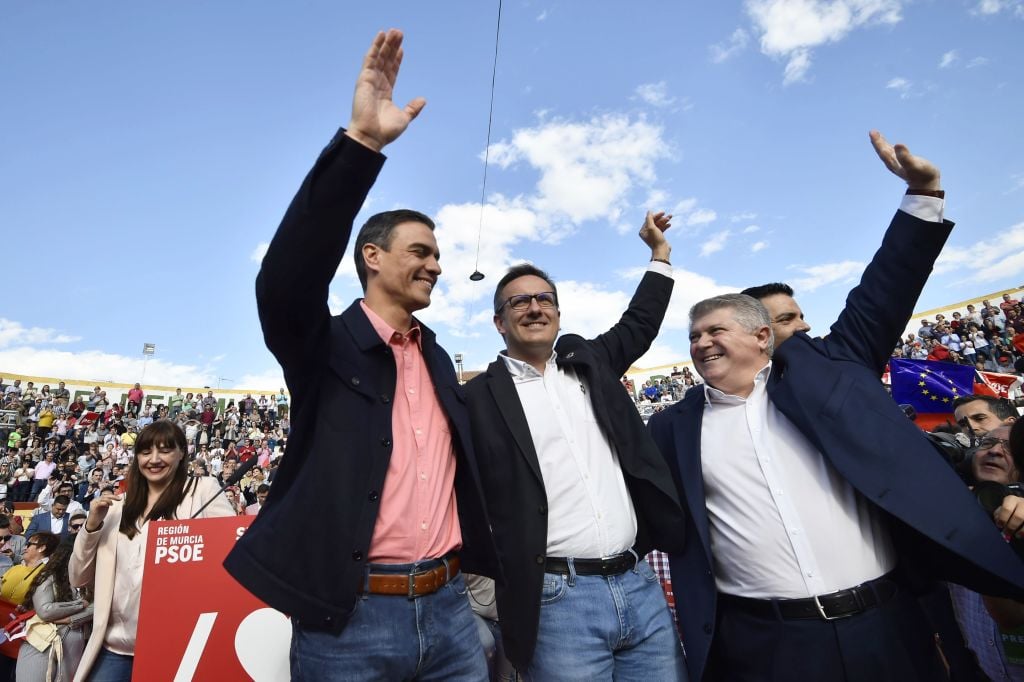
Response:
[975,371,1021,399]
[134,516,290,681]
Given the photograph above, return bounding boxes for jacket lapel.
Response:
[485,360,545,487]
[674,391,713,564]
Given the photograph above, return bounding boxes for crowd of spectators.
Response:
[895,294,1024,374]
[0,381,288,517]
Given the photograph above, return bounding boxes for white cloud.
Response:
[700,230,732,257]
[788,260,866,292]
[743,224,761,234]
[751,240,769,252]
[0,319,80,348]
[966,56,990,68]
[939,50,958,68]
[886,77,912,98]
[250,242,269,264]
[746,0,904,83]
[686,208,719,227]
[710,28,750,63]
[971,0,1024,14]
[487,114,669,225]
[536,9,548,21]
[732,212,758,223]
[235,369,287,392]
[934,221,1024,283]
[783,49,813,84]
[0,346,218,387]
[634,81,676,107]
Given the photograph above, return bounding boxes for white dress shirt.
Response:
[502,353,638,559]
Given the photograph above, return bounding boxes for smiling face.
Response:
[136,442,184,488]
[689,306,772,398]
[494,275,560,365]
[364,221,441,315]
[759,293,811,346]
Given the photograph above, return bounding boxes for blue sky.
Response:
[2,0,1022,389]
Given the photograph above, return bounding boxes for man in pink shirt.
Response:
[224,29,500,681]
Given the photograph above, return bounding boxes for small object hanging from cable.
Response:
[469,0,503,283]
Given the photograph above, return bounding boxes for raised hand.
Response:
[346,29,427,153]
[640,211,673,262]
[869,130,941,191]
[85,488,121,532]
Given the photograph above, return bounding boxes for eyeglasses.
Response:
[70,523,85,530]
[979,437,1010,450]
[497,291,557,313]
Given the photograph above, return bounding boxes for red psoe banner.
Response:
[135,516,291,681]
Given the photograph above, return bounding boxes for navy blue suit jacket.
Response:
[649,209,1024,681]
[25,512,69,540]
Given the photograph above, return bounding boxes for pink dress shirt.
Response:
[360,302,462,564]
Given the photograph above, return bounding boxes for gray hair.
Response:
[689,293,775,357]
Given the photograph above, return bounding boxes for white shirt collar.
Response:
[500,350,558,380]
[703,361,772,407]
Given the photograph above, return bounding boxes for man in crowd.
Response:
[954,395,1018,438]
[25,495,70,539]
[740,282,811,346]
[246,484,269,516]
[947,425,1024,680]
[649,131,1024,681]
[225,29,499,679]
[465,213,687,678]
[0,517,26,576]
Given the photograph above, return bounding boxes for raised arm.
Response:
[345,29,427,153]
[591,211,675,376]
[823,132,952,372]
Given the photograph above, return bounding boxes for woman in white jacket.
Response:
[69,421,234,682]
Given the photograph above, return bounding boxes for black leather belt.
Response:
[719,574,899,621]
[545,551,637,577]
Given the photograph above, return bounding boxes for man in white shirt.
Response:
[649,132,1024,681]
[465,213,688,679]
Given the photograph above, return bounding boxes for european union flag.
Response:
[890,358,974,413]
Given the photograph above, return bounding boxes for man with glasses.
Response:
[68,512,87,536]
[464,212,688,679]
[0,516,26,576]
[948,424,1024,680]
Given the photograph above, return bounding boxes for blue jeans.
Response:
[525,557,687,681]
[291,567,487,681]
[87,649,133,682]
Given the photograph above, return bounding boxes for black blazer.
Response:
[224,131,500,634]
[465,270,687,670]
[649,209,1024,681]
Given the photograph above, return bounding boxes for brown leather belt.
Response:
[361,555,461,599]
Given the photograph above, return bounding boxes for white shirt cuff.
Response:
[648,260,673,278]
[899,194,944,223]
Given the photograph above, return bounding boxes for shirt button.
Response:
[420,473,426,480]
[703,623,713,635]
[420,522,427,530]
[351,551,363,561]
[409,389,415,394]
[380,438,391,447]
[806,571,814,577]
[415,429,422,435]
[350,377,360,386]
[367,491,379,502]
[535,555,544,565]
[380,395,391,404]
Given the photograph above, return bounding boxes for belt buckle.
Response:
[812,589,858,621]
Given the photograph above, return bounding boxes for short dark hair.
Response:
[256,484,271,494]
[493,264,559,314]
[740,282,795,300]
[53,495,71,507]
[952,395,1017,420]
[353,209,436,291]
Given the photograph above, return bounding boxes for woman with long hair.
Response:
[16,538,93,682]
[69,420,234,681]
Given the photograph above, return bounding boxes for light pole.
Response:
[454,353,465,384]
[141,343,156,384]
